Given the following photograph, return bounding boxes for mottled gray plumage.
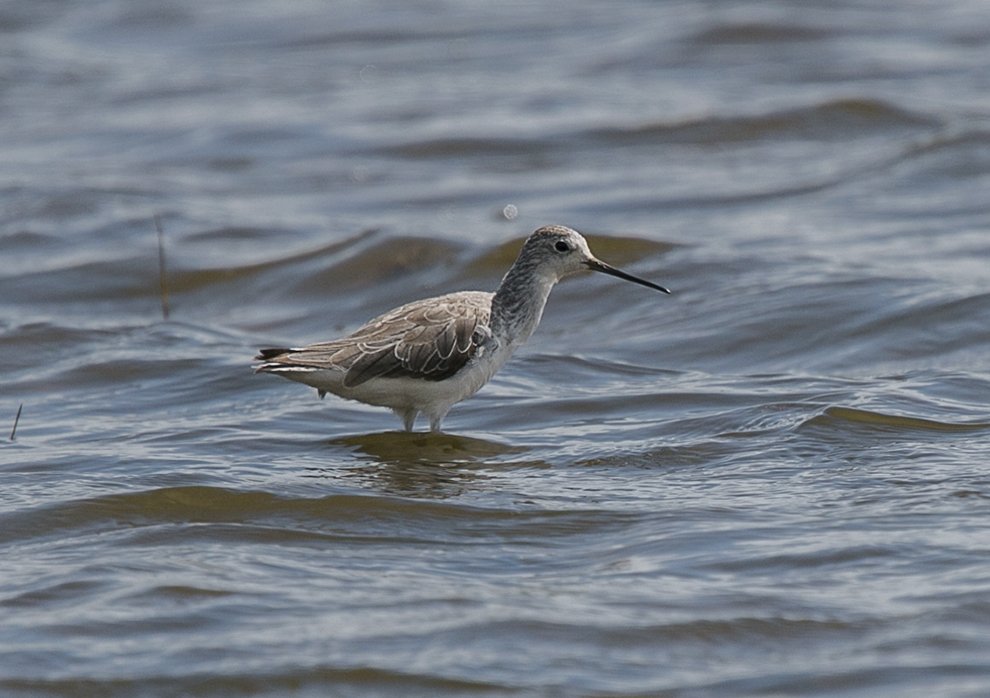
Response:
[256,225,668,432]
[258,291,492,387]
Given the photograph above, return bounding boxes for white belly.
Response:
[274,339,515,414]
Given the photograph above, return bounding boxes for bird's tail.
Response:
[255,347,291,361]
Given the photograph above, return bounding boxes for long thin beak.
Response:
[584,258,670,294]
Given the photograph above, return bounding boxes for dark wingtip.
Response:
[255,347,291,361]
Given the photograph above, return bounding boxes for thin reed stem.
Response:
[155,215,170,321]
[10,403,22,441]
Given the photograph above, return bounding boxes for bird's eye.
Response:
[554,240,570,252]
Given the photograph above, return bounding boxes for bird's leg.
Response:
[394,408,417,432]
[428,410,449,433]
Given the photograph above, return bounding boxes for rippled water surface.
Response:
[3,1,990,696]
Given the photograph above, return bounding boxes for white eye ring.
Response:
[554,240,570,252]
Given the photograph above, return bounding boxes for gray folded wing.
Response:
[259,292,493,388]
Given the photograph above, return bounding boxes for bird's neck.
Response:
[490,263,557,346]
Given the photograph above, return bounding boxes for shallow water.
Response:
[3,1,990,696]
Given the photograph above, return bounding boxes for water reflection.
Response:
[322,431,525,497]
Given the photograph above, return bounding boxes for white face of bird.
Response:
[529,225,670,293]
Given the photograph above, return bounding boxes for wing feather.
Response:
[257,291,493,388]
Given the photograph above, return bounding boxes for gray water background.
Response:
[2,1,990,696]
